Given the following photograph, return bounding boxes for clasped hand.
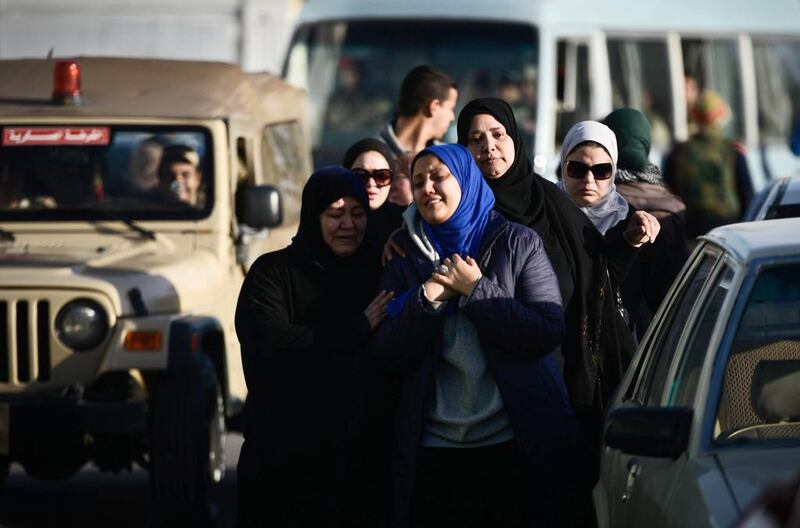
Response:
[423,254,482,302]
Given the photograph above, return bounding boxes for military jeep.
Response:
[0,57,311,522]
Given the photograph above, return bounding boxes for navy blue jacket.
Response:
[371,211,576,527]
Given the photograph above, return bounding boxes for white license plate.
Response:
[0,403,8,455]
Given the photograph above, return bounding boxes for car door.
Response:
[600,245,724,527]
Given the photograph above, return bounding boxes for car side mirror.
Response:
[238,185,282,229]
[604,407,693,459]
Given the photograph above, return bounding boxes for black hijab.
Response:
[457,98,539,226]
[290,166,372,271]
[342,138,405,248]
[457,97,636,409]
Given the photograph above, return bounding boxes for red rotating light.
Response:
[52,60,84,106]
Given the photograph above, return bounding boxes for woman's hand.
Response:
[381,228,407,265]
[363,290,395,330]
[431,254,483,297]
[422,279,459,303]
[624,211,661,247]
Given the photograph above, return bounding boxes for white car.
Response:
[594,218,800,528]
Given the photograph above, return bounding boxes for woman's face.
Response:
[319,196,367,256]
[351,150,391,210]
[411,154,462,225]
[465,113,516,179]
[562,144,614,207]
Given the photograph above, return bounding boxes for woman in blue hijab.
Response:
[372,144,575,528]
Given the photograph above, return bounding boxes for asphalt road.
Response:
[0,433,243,527]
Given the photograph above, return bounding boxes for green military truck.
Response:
[0,57,312,523]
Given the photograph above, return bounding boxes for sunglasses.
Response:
[565,160,613,180]
[352,168,393,188]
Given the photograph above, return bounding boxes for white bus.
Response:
[283,0,800,188]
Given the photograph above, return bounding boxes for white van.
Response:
[283,0,800,188]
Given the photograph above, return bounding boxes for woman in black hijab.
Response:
[343,138,405,248]
[457,98,644,526]
[235,166,393,528]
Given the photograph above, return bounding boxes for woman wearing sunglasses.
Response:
[457,99,658,526]
[343,138,405,248]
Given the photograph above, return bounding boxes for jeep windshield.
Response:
[0,125,213,220]
[284,20,539,167]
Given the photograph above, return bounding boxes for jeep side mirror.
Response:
[604,407,693,459]
[239,185,282,228]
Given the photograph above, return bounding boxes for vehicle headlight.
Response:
[56,299,109,351]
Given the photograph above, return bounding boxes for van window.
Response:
[682,38,744,139]
[752,39,800,144]
[607,37,673,150]
[285,21,539,167]
[555,40,592,147]
[262,121,308,221]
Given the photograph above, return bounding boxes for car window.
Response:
[668,264,735,407]
[635,252,718,406]
[715,261,800,443]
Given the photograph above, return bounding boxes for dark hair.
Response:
[397,65,456,117]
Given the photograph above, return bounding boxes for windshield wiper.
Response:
[0,227,14,242]
[70,207,156,241]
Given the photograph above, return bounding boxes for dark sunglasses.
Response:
[565,160,613,180]
[352,168,393,187]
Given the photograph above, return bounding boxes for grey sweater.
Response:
[404,206,513,447]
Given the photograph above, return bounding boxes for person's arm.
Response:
[235,266,371,359]
[456,235,565,358]
[734,150,754,218]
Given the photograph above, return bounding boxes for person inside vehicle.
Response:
[456,98,657,526]
[342,138,405,247]
[377,65,458,206]
[157,144,206,208]
[127,136,164,193]
[235,166,394,527]
[371,143,574,527]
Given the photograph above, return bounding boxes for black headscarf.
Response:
[457,97,636,410]
[457,98,538,226]
[342,138,395,170]
[341,138,405,249]
[290,166,372,270]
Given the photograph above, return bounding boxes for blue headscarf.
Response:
[414,144,496,259]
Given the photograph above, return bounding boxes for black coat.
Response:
[235,243,381,527]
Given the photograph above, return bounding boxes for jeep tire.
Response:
[148,353,225,527]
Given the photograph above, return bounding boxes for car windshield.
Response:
[284,20,539,167]
[0,125,212,220]
[715,261,800,444]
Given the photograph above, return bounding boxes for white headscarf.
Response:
[557,120,629,235]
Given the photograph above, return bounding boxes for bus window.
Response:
[682,38,744,139]
[607,37,673,151]
[556,40,592,147]
[752,39,800,145]
[284,21,539,167]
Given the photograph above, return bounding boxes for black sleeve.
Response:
[604,210,641,287]
[235,264,371,360]
[735,151,754,217]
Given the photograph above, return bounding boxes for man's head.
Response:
[397,65,458,141]
[158,145,203,207]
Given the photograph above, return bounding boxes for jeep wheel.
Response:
[148,353,226,527]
